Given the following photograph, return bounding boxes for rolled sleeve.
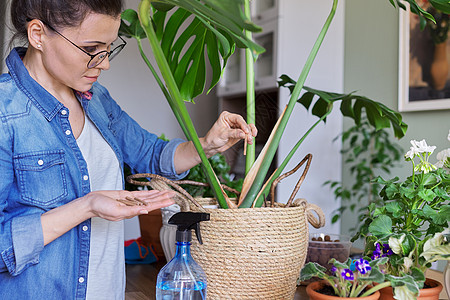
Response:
[159,138,189,180]
[2,213,44,276]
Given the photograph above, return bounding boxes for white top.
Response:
[77,114,125,300]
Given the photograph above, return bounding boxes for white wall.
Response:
[276,0,344,235]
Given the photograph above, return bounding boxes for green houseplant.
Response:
[324,116,404,232]
[354,132,450,299]
[118,0,449,297]
[116,0,449,209]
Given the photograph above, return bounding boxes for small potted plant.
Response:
[300,257,390,299]
[355,131,450,299]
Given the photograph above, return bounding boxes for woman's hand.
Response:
[174,111,257,174]
[203,111,258,156]
[41,189,176,246]
[87,190,176,221]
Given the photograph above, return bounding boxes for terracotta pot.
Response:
[306,280,381,300]
[378,278,443,300]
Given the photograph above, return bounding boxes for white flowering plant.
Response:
[355,130,450,299]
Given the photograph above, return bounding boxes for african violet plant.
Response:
[300,257,390,298]
[119,0,447,209]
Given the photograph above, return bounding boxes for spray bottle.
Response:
[156,212,210,300]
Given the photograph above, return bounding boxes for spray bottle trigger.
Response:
[193,223,203,244]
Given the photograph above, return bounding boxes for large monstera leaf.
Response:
[120,0,263,102]
[278,74,408,139]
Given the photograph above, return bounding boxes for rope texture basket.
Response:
[127,158,325,300]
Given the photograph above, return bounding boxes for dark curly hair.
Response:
[10,0,123,43]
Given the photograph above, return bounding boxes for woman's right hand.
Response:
[41,189,176,246]
[86,189,176,221]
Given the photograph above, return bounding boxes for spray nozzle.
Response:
[169,212,210,244]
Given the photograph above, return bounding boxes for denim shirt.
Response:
[0,48,187,299]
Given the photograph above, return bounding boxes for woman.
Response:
[0,0,257,299]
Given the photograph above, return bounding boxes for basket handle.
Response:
[296,199,325,229]
[126,173,239,210]
[269,154,312,208]
[127,173,206,211]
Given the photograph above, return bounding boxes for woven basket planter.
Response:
[127,171,325,300]
[188,198,324,300]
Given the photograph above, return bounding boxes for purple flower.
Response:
[382,243,393,256]
[371,243,382,260]
[331,266,337,275]
[355,258,372,275]
[341,269,354,281]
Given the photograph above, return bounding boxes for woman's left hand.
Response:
[174,111,257,174]
[203,111,258,156]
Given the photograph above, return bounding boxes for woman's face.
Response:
[41,13,121,92]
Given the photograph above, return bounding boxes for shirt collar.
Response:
[6,47,94,121]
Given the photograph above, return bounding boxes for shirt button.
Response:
[65,130,71,136]
[37,159,44,166]
[83,175,89,181]
[61,110,67,115]
[82,226,88,231]
[78,277,85,283]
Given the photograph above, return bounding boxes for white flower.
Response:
[421,229,449,262]
[389,234,406,255]
[410,139,436,154]
[405,147,418,160]
[402,257,413,272]
[394,285,417,300]
[436,148,450,169]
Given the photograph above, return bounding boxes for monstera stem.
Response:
[138,0,229,208]
[239,0,339,208]
[244,0,256,174]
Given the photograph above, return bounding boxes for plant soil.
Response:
[317,285,337,296]
[317,285,373,297]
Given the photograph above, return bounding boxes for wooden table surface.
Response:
[125,262,309,300]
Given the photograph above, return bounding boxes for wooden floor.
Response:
[125,261,309,300]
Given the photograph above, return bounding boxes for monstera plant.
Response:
[119,0,448,209]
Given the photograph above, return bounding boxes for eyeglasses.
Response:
[41,21,127,69]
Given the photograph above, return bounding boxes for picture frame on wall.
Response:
[398,2,450,112]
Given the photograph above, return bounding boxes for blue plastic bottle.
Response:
[156,212,210,300]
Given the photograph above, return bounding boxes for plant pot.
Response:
[138,209,165,260]
[306,233,352,272]
[378,278,443,300]
[189,198,325,300]
[306,280,381,300]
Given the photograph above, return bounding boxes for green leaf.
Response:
[276,79,408,139]
[400,234,416,256]
[300,262,327,281]
[424,204,450,224]
[386,274,420,295]
[120,9,147,39]
[122,0,263,103]
[363,267,385,283]
[368,215,393,237]
[429,0,450,14]
[385,201,402,216]
[151,1,175,11]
